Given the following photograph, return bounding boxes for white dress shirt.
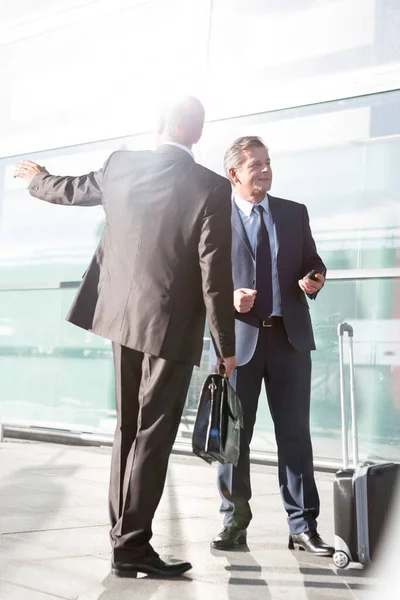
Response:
[161,142,194,159]
[234,193,282,316]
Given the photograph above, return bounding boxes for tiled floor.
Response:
[0,439,394,599]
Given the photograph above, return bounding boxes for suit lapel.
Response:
[231,199,254,260]
[267,194,282,259]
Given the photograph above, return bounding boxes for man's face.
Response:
[230,146,272,200]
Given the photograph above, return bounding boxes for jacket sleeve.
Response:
[198,178,236,358]
[301,204,327,300]
[27,154,113,207]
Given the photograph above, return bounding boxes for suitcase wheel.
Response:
[333,551,350,569]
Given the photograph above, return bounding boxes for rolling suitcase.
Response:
[333,322,400,569]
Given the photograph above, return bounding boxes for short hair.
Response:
[224,136,267,183]
[157,96,205,144]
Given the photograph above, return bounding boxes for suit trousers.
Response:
[217,319,320,535]
[109,343,193,561]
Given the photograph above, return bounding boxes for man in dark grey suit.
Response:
[14,97,237,577]
[210,136,334,556]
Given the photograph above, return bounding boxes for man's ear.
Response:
[192,127,203,145]
[229,167,239,184]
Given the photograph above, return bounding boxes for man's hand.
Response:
[298,273,325,295]
[14,160,47,184]
[234,288,257,313]
[216,356,237,378]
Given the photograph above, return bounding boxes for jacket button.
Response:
[252,280,256,286]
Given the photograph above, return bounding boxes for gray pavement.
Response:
[0,440,381,600]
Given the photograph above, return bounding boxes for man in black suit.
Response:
[210,136,334,556]
[14,96,237,577]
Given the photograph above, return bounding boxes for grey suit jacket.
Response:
[28,145,235,365]
[231,195,326,366]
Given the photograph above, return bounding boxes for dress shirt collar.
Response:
[161,142,194,159]
[234,193,269,216]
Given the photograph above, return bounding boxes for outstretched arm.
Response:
[14,158,109,207]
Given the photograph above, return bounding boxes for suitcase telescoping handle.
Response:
[337,322,359,469]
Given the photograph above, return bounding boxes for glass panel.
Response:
[200,90,400,270]
[0,135,153,286]
[247,278,400,465]
[1,152,106,286]
[0,0,211,155]
[0,287,115,432]
[208,0,400,118]
[0,0,97,27]
[2,279,399,465]
[308,278,400,464]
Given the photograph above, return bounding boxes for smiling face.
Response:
[229,145,272,203]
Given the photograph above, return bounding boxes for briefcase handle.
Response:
[218,364,226,377]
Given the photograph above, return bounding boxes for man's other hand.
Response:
[14,160,47,184]
[298,273,325,295]
[217,356,237,378]
[234,288,257,313]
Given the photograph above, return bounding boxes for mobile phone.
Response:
[306,269,324,281]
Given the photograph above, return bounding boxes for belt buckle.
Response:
[262,319,272,328]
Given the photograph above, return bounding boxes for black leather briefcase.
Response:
[192,367,243,467]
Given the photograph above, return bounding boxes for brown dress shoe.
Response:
[288,531,334,556]
[210,526,247,550]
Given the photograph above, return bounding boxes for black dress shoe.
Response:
[111,554,192,578]
[288,531,334,556]
[210,526,247,550]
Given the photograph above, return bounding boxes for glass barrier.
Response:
[251,278,400,465]
[0,287,115,433]
[0,278,399,464]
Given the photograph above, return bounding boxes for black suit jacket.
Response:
[28,145,235,365]
[231,194,326,366]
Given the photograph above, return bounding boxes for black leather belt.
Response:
[260,316,283,328]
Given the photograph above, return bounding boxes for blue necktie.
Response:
[252,204,273,319]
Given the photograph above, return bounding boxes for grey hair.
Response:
[224,136,268,183]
